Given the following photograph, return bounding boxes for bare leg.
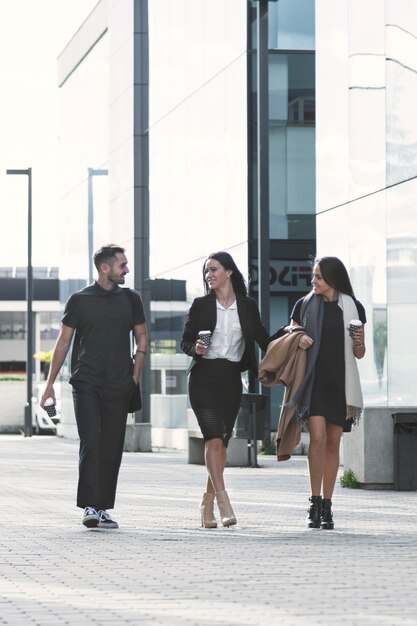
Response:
[307,416,327,495]
[205,443,227,494]
[322,423,343,499]
[204,438,227,493]
[204,438,236,526]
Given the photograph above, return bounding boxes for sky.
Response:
[0,0,98,268]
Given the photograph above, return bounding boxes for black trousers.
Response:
[72,380,134,510]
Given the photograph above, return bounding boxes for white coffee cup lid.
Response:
[349,319,362,326]
[198,330,211,335]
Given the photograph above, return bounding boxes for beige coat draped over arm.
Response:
[258,331,307,461]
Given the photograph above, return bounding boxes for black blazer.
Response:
[181,291,281,376]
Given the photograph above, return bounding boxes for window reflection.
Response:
[268,0,315,51]
[268,53,315,239]
[0,312,25,340]
[148,2,248,435]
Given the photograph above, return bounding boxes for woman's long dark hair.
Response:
[203,251,247,296]
[313,256,355,297]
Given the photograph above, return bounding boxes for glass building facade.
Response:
[147,1,249,443]
[56,1,149,438]
[148,0,316,435]
[57,0,417,444]
[0,270,61,376]
[248,0,316,424]
[55,0,318,442]
[148,0,249,293]
[315,0,417,409]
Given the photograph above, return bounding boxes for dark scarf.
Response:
[292,292,323,420]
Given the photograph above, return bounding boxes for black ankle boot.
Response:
[321,498,334,530]
[306,495,322,529]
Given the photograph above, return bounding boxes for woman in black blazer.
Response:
[181,251,280,528]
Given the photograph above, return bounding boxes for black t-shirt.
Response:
[62,282,146,388]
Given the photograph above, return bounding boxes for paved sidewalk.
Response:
[0,435,416,626]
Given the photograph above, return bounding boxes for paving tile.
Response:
[0,435,416,626]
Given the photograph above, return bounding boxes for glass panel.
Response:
[149,50,248,297]
[148,0,249,430]
[315,0,349,212]
[349,89,386,198]
[387,0,417,38]
[268,0,315,51]
[151,370,162,394]
[386,178,417,405]
[13,313,26,340]
[39,312,61,341]
[386,54,417,185]
[316,0,417,411]
[165,370,188,395]
[317,189,388,407]
[348,0,385,54]
[269,54,315,123]
[149,0,247,123]
[268,53,315,239]
[0,312,13,340]
[151,310,188,355]
[350,194,387,406]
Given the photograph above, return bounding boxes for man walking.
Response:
[41,244,147,529]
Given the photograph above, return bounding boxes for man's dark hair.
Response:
[93,244,125,272]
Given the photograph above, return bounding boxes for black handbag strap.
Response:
[125,288,136,355]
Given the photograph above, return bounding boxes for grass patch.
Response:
[340,469,358,489]
[258,443,276,456]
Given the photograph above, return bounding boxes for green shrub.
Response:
[0,375,26,381]
[258,443,276,455]
[340,469,358,489]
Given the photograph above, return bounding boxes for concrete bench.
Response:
[187,429,253,466]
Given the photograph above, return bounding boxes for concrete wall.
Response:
[343,406,417,489]
[0,381,26,433]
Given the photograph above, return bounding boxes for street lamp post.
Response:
[256,0,270,339]
[254,0,272,442]
[87,168,108,284]
[6,167,33,437]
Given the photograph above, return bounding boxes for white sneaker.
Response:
[97,510,119,529]
[82,507,99,528]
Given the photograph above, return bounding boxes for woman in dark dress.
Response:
[288,257,366,529]
[181,251,279,528]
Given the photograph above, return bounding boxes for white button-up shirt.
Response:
[203,300,245,362]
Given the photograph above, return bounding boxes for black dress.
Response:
[291,298,366,432]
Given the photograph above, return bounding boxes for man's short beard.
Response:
[108,270,124,285]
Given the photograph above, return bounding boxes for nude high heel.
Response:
[200,492,217,528]
[215,490,237,527]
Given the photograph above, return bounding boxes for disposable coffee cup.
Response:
[198,330,212,348]
[44,398,57,418]
[348,319,362,336]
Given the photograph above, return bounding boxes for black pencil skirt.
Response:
[188,358,242,447]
